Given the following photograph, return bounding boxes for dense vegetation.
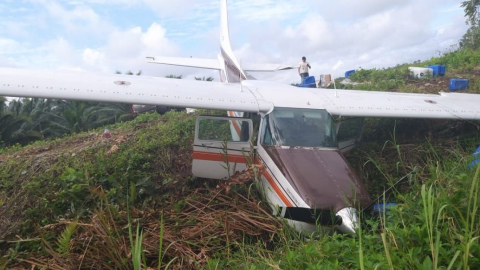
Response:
[1,2,480,268]
[1,105,479,269]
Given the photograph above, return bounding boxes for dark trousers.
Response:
[300,73,309,84]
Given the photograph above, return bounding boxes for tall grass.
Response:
[460,164,480,269]
[421,184,447,270]
[130,223,146,270]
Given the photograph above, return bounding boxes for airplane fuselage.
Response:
[192,107,371,234]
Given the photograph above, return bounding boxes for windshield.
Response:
[261,108,337,148]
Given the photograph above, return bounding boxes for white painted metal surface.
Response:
[147,56,294,72]
[0,67,267,113]
[147,56,221,70]
[408,67,433,78]
[316,88,480,120]
[192,116,252,179]
[2,70,480,120]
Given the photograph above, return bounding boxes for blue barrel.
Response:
[345,70,355,78]
[449,78,469,91]
[468,145,480,169]
[373,203,397,212]
[298,76,317,88]
[427,65,446,76]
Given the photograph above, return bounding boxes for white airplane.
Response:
[1,0,480,235]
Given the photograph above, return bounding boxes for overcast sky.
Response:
[0,0,468,84]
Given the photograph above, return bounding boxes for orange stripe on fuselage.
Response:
[193,151,247,163]
[255,158,294,207]
[193,151,294,207]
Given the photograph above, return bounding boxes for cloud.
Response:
[0,0,470,85]
[77,23,181,76]
[0,56,17,68]
[221,0,468,83]
[0,38,21,54]
[83,48,104,66]
[64,0,141,5]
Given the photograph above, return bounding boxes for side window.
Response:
[198,118,250,142]
[336,118,364,142]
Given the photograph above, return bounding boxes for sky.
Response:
[0,0,469,84]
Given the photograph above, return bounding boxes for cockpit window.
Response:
[261,108,337,148]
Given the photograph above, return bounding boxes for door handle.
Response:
[202,143,214,147]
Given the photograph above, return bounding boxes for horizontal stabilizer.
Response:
[242,63,295,72]
[147,56,294,72]
[147,56,221,70]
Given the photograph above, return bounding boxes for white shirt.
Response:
[299,61,310,74]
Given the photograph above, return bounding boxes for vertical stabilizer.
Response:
[220,0,247,83]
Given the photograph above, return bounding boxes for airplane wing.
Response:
[315,89,480,120]
[146,56,294,72]
[0,67,271,113]
[146,56,221,70]
[242,63,295,72]
[2,67,479,120]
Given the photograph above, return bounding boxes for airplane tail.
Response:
[219,0,247,83]
[146,0,294,83]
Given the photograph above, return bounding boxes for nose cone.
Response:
[336,207,359,234]
[264,146,371,211]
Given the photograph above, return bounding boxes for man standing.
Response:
[298,56,311,84]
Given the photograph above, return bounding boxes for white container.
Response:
[408,67,433,79]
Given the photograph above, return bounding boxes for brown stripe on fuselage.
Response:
[263,146,371,212]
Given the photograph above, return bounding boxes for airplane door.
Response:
[336,118,364,153]
[192,116,253,179]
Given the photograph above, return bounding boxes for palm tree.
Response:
[29,99,71,138]
[59,101,96,133]
[195,76,214,81]
[7,99,23,117]
[0,97,6,114]
[165,75,182,79]
[0,114,43,146]
[89,102,134,126]
[116,70,142,76]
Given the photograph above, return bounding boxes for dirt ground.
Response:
[0,130,133,165]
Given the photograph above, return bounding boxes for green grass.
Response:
[1,109,479,269]
[205,148,480,269]
[335,48,480,94]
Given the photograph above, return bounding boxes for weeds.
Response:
[1,99,480,269]
[56,220,78,258]
[460,164,480,269]
[421,184,447,270]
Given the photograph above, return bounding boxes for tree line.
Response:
[0,97,134,147]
